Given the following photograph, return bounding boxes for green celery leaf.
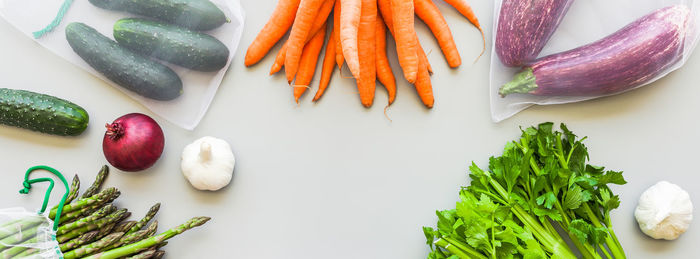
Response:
[532,175,547,196]
[563,185,592,210]
[522,126,538,138]
[423,227,436,248]
[489,156,506,183]
[568,219,590,244]
[465,223,490,251]
[495,227,518,245]
[566,142,588,173]
[598,188,621,211]
[598,170,627,186]
[469,163,492,193]
[585,165,605,176]
[436,210,457,236]
[568,219,607,245]
[536,192,557,209]
[452,218,466,239]
[533,208,563,222]
[446,255,459,259]
[510,192,531,211]
[560,124,576,145]
[590,226,609,245]
[476,194,498,214]
[522,249,547,259]
[494,206,512,224]
[573,175,597,190]
[496,243,518,259]
[503,220,548,259]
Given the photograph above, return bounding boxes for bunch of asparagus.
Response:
[0,165,210,259]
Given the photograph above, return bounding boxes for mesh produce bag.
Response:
[0,166,71,259]
[490,0,700,122]
[0,0,245,130]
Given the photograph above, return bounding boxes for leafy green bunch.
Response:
[424,123,626,259]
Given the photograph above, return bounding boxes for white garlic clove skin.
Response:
[181,136,235,191]
[634,181,693,240]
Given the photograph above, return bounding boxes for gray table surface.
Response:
[1,0,698,258]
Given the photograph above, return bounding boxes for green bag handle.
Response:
[19,165,70,231]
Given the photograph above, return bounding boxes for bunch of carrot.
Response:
[245,0,483,108]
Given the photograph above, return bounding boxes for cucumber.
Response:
[65,22,183,101]
[0,88,89,136]
[114,18,229,71]
[89,0,227,31]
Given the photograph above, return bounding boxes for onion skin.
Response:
[103,113,165,172]
[500,5,692,97]
[496,0,574,67]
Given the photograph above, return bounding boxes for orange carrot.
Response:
[245,0,301,67]
[285,0,326,83]
[442,0,485,58]
[270,0,334,75]
[333,0,344,69]
[340,0,362,79]
[313,29,337,102]
[414,36,434,108]
[414,0,461,68]
[293,23,327,102]
[390,0,418,84]
[377,0,432,74]
[270,42,288,75]
[375,14,396,104]
[414,57,434,108]
[356,0,377,107]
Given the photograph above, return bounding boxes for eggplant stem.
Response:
[499,68,538,97]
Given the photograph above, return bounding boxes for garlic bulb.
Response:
[181,136,235,191]
[634,181,693,240]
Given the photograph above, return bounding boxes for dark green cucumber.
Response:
[0,88,89,136]
[65,22,182,101]
[89,0,227,31]
[114,18,229,71]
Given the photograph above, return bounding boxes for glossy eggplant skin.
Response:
[500,5,692,97]
[495,0,574,67]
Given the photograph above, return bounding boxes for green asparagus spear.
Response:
[96,222,118,240]
[0,216,43,240]
[104,221,158,251]
[124,247,156,259]
[126,203,160,235]
[155,241,167,249]
[59,203,104,226]
[0,236,34,257]
[56,209,128,243]
[83,217,211,259]
[45,175,81,219]
[114,221,138,234]
[152,250,165,259]
[50,187,118,219]
[82,166,109,199]
[63,232,123,259]
[60,230,99,252]
[0,225,39,252]
[0,219,25,231]
[144,220,158,237]
[57,204,116,236]
[65,175,81,204]
[59,189,121,226]
[12,247,38,258]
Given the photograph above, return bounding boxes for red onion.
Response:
[103,113,165,172]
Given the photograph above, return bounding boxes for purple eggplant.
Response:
[496,0,574,67]
[500,5,692,97]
